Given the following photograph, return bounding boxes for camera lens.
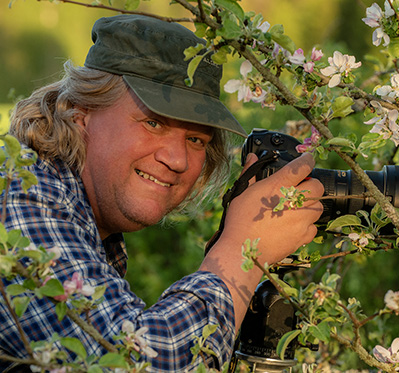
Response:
[312,165,399,223]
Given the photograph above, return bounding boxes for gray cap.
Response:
[84,14,247,137]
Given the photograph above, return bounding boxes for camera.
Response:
[229,262,314,373]
[241,129,399,223]
[227,129,399,372]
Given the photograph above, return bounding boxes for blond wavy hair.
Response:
[10,61,231,201]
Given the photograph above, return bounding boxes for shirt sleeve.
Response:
[0,160,236,372]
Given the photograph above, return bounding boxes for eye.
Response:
[146,120,161,129]
[187,136,207,148]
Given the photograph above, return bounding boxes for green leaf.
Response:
[55,302,68,321]
[3,134,21,158]
[61,337,87,359]
[0,148,6,165]
[0,255,16,276]
[98,353,129,369]
[331,96,354,118]
[276,329,301,359]
[308,320,331,343]
[40,278,65,297]
[324,273,341,288]
[241,258,254,272]
[87,366,103,373]
[216,17,243,39]
[211,46,231,64]
[269,24,296,54]
[185,55,205,87]
[183,43,205,61]
[0,223,8,244]
[91,285,106,301]
[124,0,140,10]
[7,229,30,248]
[194,23,208,38]
[326,137,355,149]
[194,363,207,373]
[6,284,27,296]
[13,296,31,317]
[215,0,245,21]
[18,169,38,193]
[326,215,362,231]
[202,324,218,340]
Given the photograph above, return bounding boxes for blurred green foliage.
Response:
[2,2,398,369]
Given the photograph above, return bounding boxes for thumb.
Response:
[240,152,258,176]
[270,152,315,186]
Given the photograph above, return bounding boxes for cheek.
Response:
[188,155,207,185]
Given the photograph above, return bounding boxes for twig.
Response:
[15,262,119,354]
[37,0,195,23]
[332,331,397,372]
[0,279,33,357]
[1,177,12,226]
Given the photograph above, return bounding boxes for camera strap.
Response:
[205,151,278,255]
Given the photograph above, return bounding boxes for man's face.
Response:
[78,89,213,239]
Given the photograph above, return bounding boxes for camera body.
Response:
[241,128,399,223]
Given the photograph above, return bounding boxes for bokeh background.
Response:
[2,1,398,368]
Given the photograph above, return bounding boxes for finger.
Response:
[239,153,258,186]
[240,153,258,175]
[269,152,315,187]
[297,178,325,202]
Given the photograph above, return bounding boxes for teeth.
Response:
[136,170,171,187]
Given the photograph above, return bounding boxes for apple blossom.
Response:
[121,320,158,358]
[384,290,399,315]
[311,47,323,61]
[362,1,395,46]
[224,60,267,103]
[320,51,362,88]
[364,101,399,145]
[296,126,322,153]
[376,73,399,102]
[348,232,374,249]
[51,272,95,302]
[303,61,315,73]
[256,19,270,33]
[373,337,399,367]
[289,48,306,65]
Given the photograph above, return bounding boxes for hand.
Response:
[219,152,324,265]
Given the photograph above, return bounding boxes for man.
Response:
[0,14,324,371]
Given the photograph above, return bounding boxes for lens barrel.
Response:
[313,165,399,223]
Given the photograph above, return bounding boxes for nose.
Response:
[154,135,189,173]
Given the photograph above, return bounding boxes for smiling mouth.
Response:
[135,170,171,188]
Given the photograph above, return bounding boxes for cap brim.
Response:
[123,75,247,138]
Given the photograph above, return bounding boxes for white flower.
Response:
[373,337,399,366]
[224,60,267,104]
[121,322,158,358]
[373,27,391,47]
[348,232,374,248]
[377,74,399,101]
[385,290,399,314]
[48,246,62,260]
[122,320,135,334]
[320,51,362,88]
[362,1,394,46]
[224,60,253,102]
[289,48,306,65]
[363,3,384,28]
[311,47,323,61]
[303,61,315,73]
[364,101,399,145]
[256,20,270,33]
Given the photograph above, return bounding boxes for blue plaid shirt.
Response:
[0,155,235,371]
